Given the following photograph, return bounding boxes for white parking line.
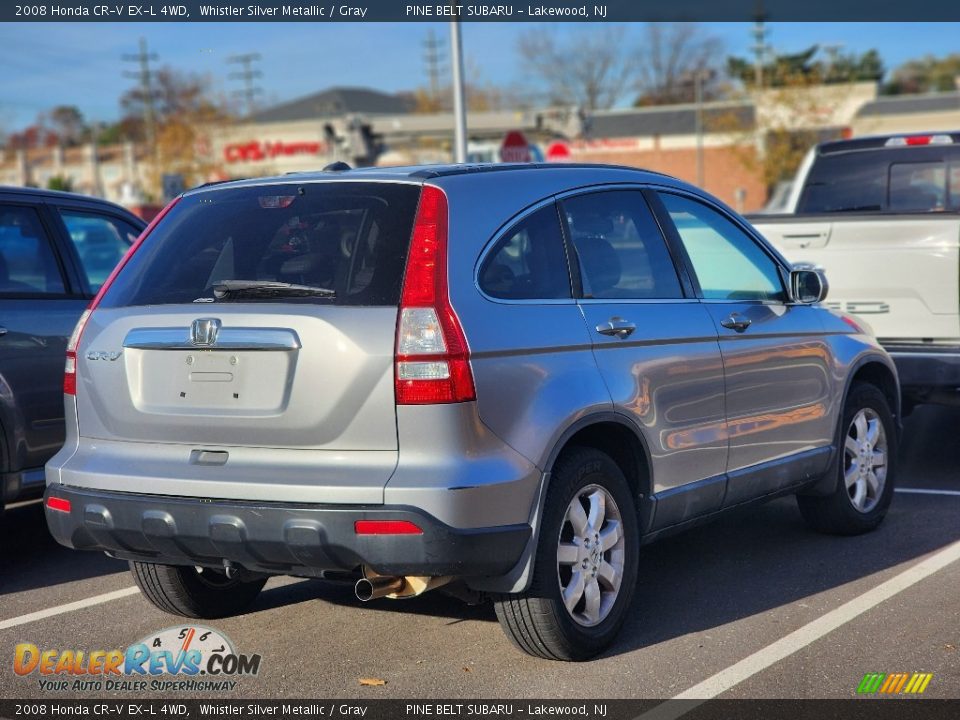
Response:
[895,487,960,496]
[0,587,140,632]
[638,538,960,719]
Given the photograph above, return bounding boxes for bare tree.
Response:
[517,27,632,111]
[633,23,724,106]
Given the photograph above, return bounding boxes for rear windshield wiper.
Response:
[211,280,336,300]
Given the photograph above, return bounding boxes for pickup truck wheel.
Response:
[130,561,267,618]
[494,447,639,661]
[797,383,896,535]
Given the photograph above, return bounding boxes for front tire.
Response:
[797,383,897,535]
[494,447,639,661]
[130,562,267,618]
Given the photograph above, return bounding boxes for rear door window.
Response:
[479,204,571,300]
[99,182,421,308]
[888,162,947,211]
[59,209,140,292]
[0,205,66,295]
[562,190,683,299]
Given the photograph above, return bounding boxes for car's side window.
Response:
[658,192,786,302]
[562,190,683,299]
[479,204,571,300]
[0,205,66,295]
[59,210,139,292]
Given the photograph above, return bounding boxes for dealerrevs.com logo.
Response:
[857,672,934,695]
[14,626,261,692]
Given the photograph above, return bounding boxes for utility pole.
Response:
[227,53,263,117]
[822,43,844,83]
[122,37,158,152]
[422,29,445,106]
[751,13,770,89]
[449,20,467,163]
[694,70,704,188]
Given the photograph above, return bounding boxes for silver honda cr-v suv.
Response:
[46,164,900,661]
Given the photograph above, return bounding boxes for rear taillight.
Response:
[885,134,953,147]
[63,197,181,396]
[63,309,90,395]
[395,186,475,405]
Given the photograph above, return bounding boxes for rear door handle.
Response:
[720,314,752,332]
[596,318,636,339]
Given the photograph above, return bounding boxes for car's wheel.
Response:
[797,383,897,535]
[494,446,639,661]
[130,561,267,618]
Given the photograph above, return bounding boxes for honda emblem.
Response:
[190,318,221,346]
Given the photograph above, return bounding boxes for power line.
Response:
[227,53,263,118]
[122,37,158,149]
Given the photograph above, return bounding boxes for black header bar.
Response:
[2,0,960,22]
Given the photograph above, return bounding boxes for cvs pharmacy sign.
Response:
[224,140,327,163]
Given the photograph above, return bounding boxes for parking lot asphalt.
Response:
[1,405,958,700]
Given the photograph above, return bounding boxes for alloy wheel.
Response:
[556,484,626,627]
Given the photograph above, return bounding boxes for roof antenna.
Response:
[323,161,352,172]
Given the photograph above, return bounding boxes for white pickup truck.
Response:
[750,132,960,412]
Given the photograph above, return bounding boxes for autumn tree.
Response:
[884,54,960,95]
[119,67,232,196]
[709,71,846,191]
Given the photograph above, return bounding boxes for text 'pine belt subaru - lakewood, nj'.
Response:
[45,164,900,660]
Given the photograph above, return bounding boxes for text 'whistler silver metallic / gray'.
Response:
[45,163,901,661]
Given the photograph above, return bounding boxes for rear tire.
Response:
[130,561,267,618]
[494,447,639,661]
[797,383,897,535]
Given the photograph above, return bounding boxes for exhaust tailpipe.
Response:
[354,573,455,601]
[355,575,406,602]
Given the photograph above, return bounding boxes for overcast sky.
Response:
[1,22,958,130]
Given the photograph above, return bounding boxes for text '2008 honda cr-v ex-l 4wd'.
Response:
[45,164,900,661]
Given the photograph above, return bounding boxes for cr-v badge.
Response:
[86,350,122,361]
[190,318,221,346]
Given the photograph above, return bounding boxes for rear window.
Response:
[797,149,960,214]
[99,182,421,308]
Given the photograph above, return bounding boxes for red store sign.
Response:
[224,140,328,163]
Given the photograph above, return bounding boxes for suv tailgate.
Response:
[58,180,421,503]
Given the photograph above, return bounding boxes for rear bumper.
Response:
[885,345,960,392]
[44,485,530,579]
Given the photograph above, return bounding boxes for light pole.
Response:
[694,69,705,188]
[449,19,468,163]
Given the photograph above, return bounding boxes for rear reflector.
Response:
[354,520,423,535]
[46,496,72,513]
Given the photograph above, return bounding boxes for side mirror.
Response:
[790,268,828,304]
